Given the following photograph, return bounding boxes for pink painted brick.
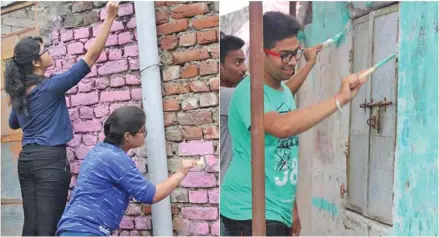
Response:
[181,172,216,188]
[178,141,214,156]
[106,34,119,46]
[128,57,139,70]
[62,59,76,69]
[181,207,218,220]
[124,45,138,57]
[101,3,134,20]
[70,160,82,174]
[119,230,129,236]
[132,157,146,173]
[98,60,129,75]
[108,48,122,60]
[134,31,137,41]
[96,77,110,89]
[73,120,102,132]
[120,216,134,230]
[61,29,74,42]
[66,97,71,108]
[127,17,136,29]
[189,221,209,235]
[131,88,142,101]
[71,92,99,106]
[97,51,108,63]
[94,104,109,117]
[208,188,219,204]
[101,90,131,102]
[51,30,59,40]
[69,175,77,188]
[126,74,140,85]
[79,38,88,43]
[68,108,80,120]
[55,59,63,68]
[93,21,124,36]
[84,66,98,78]
[49,45,66,56]
[79,106,94,119]
[82,134,98,146]
[210,220,219,235]
[99,132,106,142]
[189,190,208,203]
[205,154,219,172]
[129,230,140,236]
[110,76,126,87]
[74,27,91,39]
[134,216,151,230]
[67,42,85,55]
[67,149,76,162]
[125,203,141,216]
[75,145,93,160]
[68,134,82,147]
[78,80,94,93]
[118,31,134,45]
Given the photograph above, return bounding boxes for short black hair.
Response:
[263,11,301,49]
[104,106,146,146]
[220,32,245,64]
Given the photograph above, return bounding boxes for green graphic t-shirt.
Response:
[220,76,299,227]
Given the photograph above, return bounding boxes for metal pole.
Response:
[249,2,266,236]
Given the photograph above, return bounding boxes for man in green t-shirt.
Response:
[220,11,368,236]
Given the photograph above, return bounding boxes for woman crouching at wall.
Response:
[4,2,120,236]
[56,106,197,236]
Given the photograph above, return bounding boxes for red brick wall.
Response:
[45,1,218,236]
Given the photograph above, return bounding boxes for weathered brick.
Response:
[181,207,218,220]
[200,93,218,107]
[209,77,219,90]
[82,134,98,146]
[69,175,77,188]
[210,220,219,235]
[178,141,214,156]
[72,1,93,13]
[126,203,141,216]
[131,88,142,101]
[166,129,183,141]
[69,108,80,121]
[126,74,141,85]
[177,111,212,125]
[129,230,140,236]
[110,76,126,87]
[209,45,219,59]
[166,1,180,6]
[128,57,139,70]
[164,112,177,126]
[127,17,136,29]
[197,30,217,45]
[96,77,110,89]
[61,29,74,42]
[118,31,134,45]
[180,65,199,78]
[157,19,189,36]
[170,188,188,202]
[173,217,186,231]
[132,157,146,173]
[182,126,203,140]
[190,81,209,92]
[203,125,219,139]
[199,61,218,75]
[68,134,82,147]
[189,221,209,235]
[74,27,91,39]
[93,21,124,36]
[189,190,208,203]
[86,65,98,79]
[101,3,134,20]
[163,82,191,95]
[71,92,99,106]
[172,49,210,64]
[79,106,94,119]
[192,16,219,30]
[108,48,122,60]
[143,205,152,215]
[67,148,76,162]
[159,35,179,50]
[120,216,134,230]
[51,30,59,40]
[179,32,197,46]
[163,99,180,111]
[163,66,180,81]
[208,188,219,204]
[101,90,131,102]
[134,216,151,230]
[62,58,76,69]
[205,155,219,173]
[94,104,109,117]
[155,11,168,25]
[49,45,66,56]
[105,34,119,46]
[78,80,94,93]
[70,160,82,174]
[124,45,138,57]
[171,3,209,19]
[75,145,93,160]
[119,230,129,236]
[66,97,71,108]
[73,120,102,132]
[98,60,128,75]
[97,51,108,63]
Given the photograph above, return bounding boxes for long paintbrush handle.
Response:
[359,67,376,79]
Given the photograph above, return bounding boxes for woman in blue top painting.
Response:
[4,2,120,236]
[57,106,196,236]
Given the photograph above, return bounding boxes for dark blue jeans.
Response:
[18,143,71,236]
[220,214,291,236]
[60,231,94,236]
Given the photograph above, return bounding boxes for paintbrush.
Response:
[322,24,352,48]
[350,53,397,89]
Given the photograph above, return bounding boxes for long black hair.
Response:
[104,106,146,146]
[5,36,46,116]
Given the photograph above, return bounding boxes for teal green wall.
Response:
[393,2,438,235]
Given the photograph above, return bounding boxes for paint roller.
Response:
[350,53,397,89]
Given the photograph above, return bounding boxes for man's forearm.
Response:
[285,62,314,95]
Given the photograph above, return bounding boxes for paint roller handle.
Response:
[359,67,376,79]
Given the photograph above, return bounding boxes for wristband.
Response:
[334,94,342,113]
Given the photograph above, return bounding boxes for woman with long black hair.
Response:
[57,106,197,236]
[4,2,120,236]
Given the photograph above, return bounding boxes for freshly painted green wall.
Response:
[393,2,438,235]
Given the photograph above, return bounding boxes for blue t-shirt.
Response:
[57,142,157,236]
[8,59,91,147]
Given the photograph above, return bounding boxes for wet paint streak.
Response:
[311,197,339,216]
[393,2,438,236]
